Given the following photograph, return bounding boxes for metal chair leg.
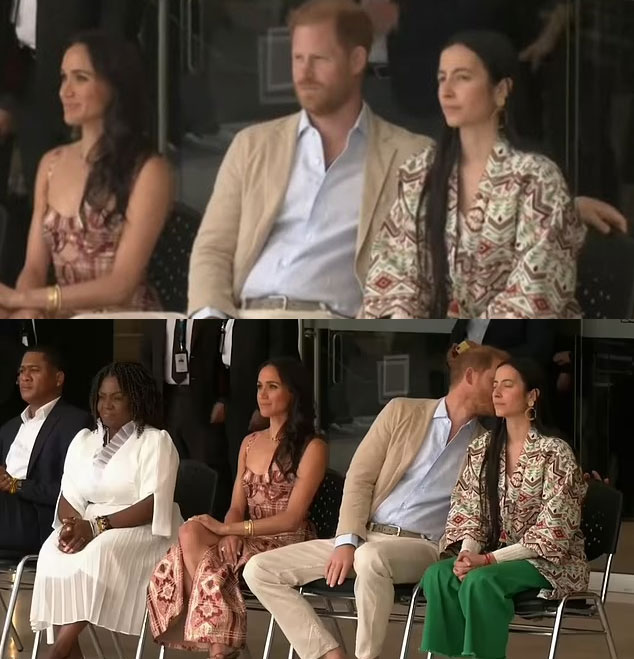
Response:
[87,625,106,659]
[111,630,125,659]
[31,630,42,659]
[135,608,150,659]
[545,596,568,659]
[261,614,276,659]
[323,598,346,655]
[398,584,421,659]
[158,644,166,659]
[0,592,23,653]
[596,599,619,659]
[0,554,37,659]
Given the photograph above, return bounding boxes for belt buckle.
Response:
[392,525,402,537]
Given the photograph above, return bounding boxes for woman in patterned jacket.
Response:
[362,30,586,319]
[420,357,588,659]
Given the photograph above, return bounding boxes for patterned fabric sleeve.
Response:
[361,149,434,319]
[441,433,490,551]
[485,155,586,319]
[519,441,587,564]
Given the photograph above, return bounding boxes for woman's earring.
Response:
[525,403,536,422]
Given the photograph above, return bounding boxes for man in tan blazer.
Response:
[244,345,509,659]
[188,0,430,319]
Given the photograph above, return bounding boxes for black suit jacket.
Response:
[450,320,556,367]
[141,320,223,422]
[0,398,92,542]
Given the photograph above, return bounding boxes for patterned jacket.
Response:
[442,429,589,600]
[362,137,587,319]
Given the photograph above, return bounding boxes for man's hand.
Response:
[583,470,610,485]
[0,109,13,142]
[362,0,399,35]
[0,466,12,492]
[575,197,628,235]
[325,545,355,587]
[210,401,226,425]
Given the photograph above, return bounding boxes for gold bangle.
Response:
[243,520,250,537]
[54,284,62,313]
[46,286,56,313]
[9,477,21,495]
[249,519,254,537]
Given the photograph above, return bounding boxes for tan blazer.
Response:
[335,397,483,539]
[187,109,431,316]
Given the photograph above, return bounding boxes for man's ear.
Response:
[56,371,65,389]
[350,45,368,76]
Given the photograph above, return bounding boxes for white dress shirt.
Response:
[5,397,60,479]
[221,319,235,368]
[336,398,477,547]
[13,0,37,50]
[164,320,195,385]
[240,105,369,318]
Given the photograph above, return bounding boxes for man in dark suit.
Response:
[0,344,92,554]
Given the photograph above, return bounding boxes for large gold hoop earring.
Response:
[525,404,536,422]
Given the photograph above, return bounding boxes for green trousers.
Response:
[420,557,551,659]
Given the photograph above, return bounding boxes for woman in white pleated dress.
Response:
[30,362,180,659]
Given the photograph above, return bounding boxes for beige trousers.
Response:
[243,533,439,659]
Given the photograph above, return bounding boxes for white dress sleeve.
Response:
[55,429,93,529]
[138,428,179,537]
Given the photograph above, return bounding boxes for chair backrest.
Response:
[576,230,634,318]
[148,202,202,312]
[581,480,623,561]
[309,469,345,539]
[173,459,218,520]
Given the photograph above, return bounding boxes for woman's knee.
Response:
[422,558,456,590]
[178,521,204,550]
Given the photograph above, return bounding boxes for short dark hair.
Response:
[25,345,65,372]
[89,361,161,434]
[288,0,374,54]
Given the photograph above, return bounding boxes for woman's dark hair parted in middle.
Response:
[417,30,521,317]
[67,30,155,226]
[89,361,162,434]
[259,356,324,477]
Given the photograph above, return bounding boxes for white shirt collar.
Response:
[21,397,61,423]
[297,102,369,138]
[433,397,477,427]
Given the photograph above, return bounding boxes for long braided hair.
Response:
[89,362,162,439]
[259,357,324,477]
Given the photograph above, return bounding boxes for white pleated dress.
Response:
[30,425,181,637]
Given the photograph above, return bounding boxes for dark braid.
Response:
[89,362,162,436]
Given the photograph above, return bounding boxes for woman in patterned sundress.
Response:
[0,31,170,318]
[362,30,586,319]
[421,357,588,659]
[148,357,328,659]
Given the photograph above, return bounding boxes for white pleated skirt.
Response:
[30,511,179,636]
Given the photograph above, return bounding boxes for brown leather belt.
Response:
[366,522,422,539]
